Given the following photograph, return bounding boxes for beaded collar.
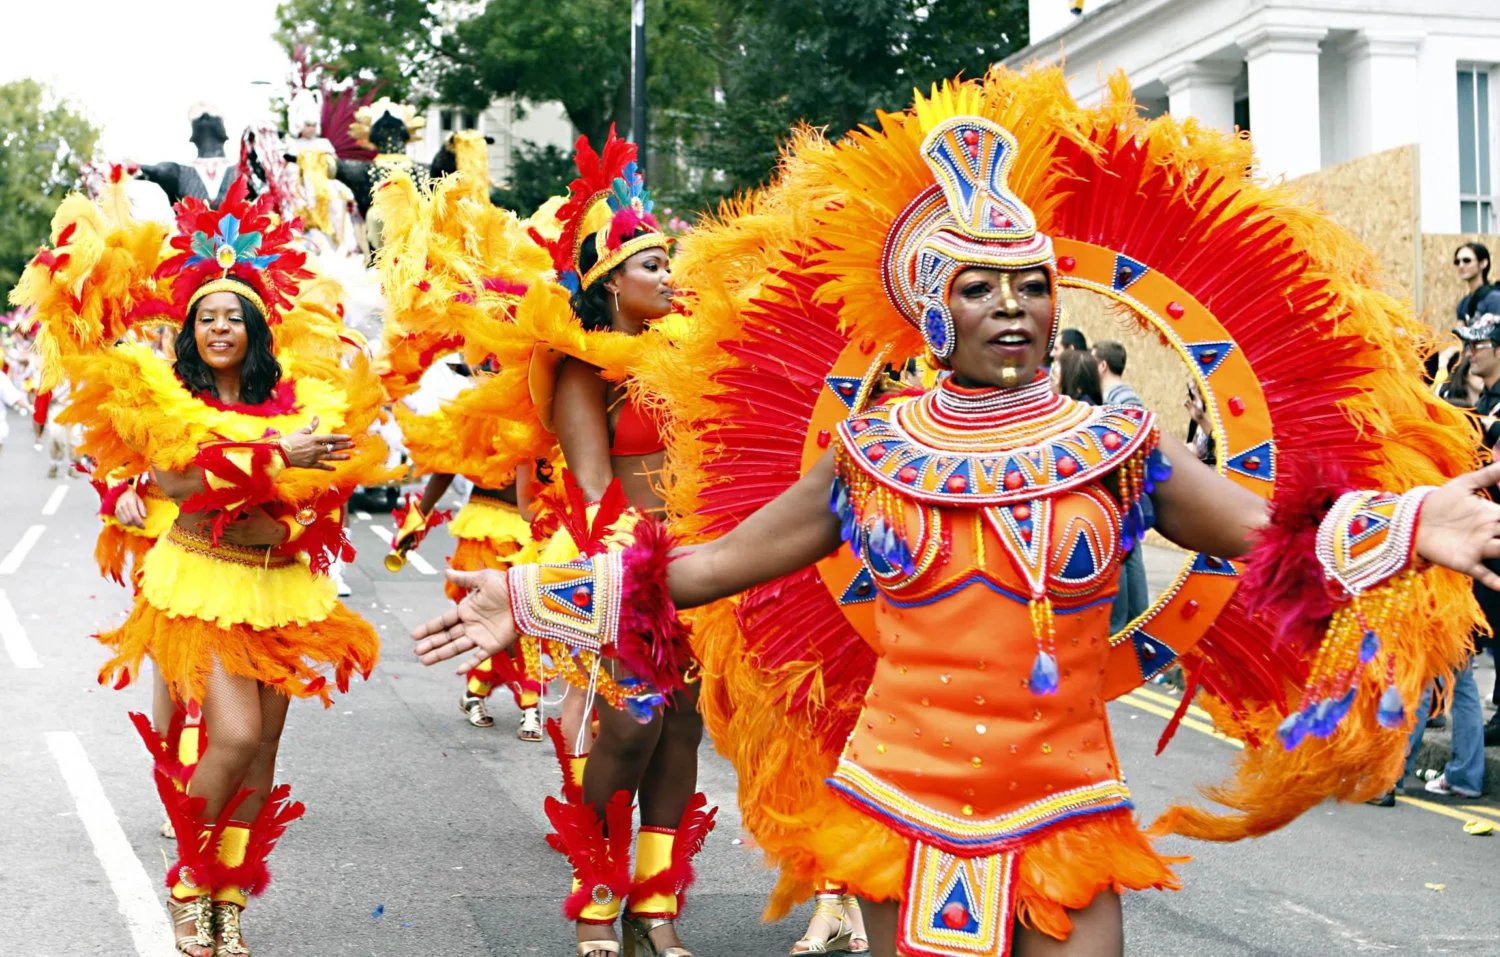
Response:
[835,376,1156,507]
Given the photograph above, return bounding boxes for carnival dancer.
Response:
[373,130,558,741]
[412,73,1500,957]
[13,172,388,956]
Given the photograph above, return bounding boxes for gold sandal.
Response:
[841,895,870,954]
[790,892,853,955]
[212,902,251,956]
[167,894,213,955]
[577,938,623,955]
[623,916,693,957]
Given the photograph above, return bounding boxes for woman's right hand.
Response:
[279,416,354,470]
[113,488,148,528]
[412,569,517,673]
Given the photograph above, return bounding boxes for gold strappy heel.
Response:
[167,894,213,955]
[841,895,870,954]
[790,892,853,955]
[623,916,693,957]
[212,902,251,956]
[577,939,623,956]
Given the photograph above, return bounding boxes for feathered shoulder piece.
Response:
[373,130,553,402]
[9,168,173,386]
[547,127,667,293]
[156,176,311,326]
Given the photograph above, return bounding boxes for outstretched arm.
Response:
[1152,431,1500,586]
[413,450,844,670]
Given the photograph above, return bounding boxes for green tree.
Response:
[0,80,98,296]
[275,0,448,104]
[489,141,576,218]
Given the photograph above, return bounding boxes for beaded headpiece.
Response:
[881,116,1059,361]
[547,128,668,294]
[156,176,310,325]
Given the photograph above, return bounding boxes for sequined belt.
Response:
[166,523,295,569]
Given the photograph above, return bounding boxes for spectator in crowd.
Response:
[1454,242,1500,325]
[1185,378,1216,466]
[1050,326,1088,367]
[1458,315,1500,744]
[1092,341,1149,631]
[1054,347,1101,404]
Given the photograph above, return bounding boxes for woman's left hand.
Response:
[412,569,517,673]
[1414,461,1500,589]
[215,507,289,547]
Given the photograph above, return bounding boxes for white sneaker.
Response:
[331,561,352,598]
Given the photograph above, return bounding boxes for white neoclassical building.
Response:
[1011,0,1500,238]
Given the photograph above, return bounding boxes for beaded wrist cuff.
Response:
[1279,486,1434,749]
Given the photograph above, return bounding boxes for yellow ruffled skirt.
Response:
[97,525,379,705]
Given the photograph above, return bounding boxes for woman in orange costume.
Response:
[412,74,1500,957]
[15,174,386,956]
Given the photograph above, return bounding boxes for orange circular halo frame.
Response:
[799,237,1273,700]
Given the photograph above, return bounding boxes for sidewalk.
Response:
[1138,544,1499,794]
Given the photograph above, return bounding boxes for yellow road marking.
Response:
[1459,804,1500,821]
[1130,684,1214,721]
[1396,794,1495,824]
[1118,690,1243,750]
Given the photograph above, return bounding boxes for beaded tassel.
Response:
[1026,595,1059,695]
[1277,570,1416,748]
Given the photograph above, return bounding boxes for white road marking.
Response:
[46,732,175,956]
[0,591,40,668]
[367,525,438,575]
[1278,900,1399,952]
[41,485,68,516]
[355,510,372,521]
[0,524,45,575]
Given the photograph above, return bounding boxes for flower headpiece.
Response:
[547,128,668,294]
[156,176,310,325]
[881,116,1058,360]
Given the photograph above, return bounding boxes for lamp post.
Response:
[631,0,647,173]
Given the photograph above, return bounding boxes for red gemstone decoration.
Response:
[1057,256,1076,272]
[1004,472,1024,490]
[838,382,855,394]
[1198,350,1218,365]
[572,587,591,607]
[962,130,979,146]
[1012,504,1031,521]
[1351,516,1368,535]
[816,430,831,449]
[1102,432,1122,450]
[1166,301,1185,319]
[1021,528,1033,542]
[868,444,886,461]
[1228,396,1245,416]
[1057,456,1078,477]
[898,466,919,483]
[1182,599,1200,619]
[1244,456,1261,470]
[851,419,869,433]
[946,474,968,493]
[942,902,970,929]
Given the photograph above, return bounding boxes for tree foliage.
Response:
[273,0,1028,211]
[0,80,98,295]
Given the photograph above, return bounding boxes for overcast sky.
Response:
[4,1,291,162]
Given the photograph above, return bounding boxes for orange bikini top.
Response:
[610,395,666,457]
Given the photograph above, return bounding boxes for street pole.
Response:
[631,0,647,174]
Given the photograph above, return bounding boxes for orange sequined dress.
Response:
[824,375,1178,952]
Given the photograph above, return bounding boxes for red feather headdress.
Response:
[544,127,667,293]
[155,176,311,325]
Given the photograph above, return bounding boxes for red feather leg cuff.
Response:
[546,790,634,921]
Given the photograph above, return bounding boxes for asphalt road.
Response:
[1,428,1497,956]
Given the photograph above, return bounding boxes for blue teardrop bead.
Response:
[1359,630,1380,664]
[1376,685,1406,729]
[1027,651,1060,695]
[1278,711,1308,750]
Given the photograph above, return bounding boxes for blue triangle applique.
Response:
[541,579,592,618]
[1190,552,1239,578]
[1225,441,1275,482]
[839,566,878,605]
[931,870,980,934]
[1133,630,1178,679]
[1112,253,1149,291]
[825,376,864,410]
[1186,340,1235,377]
[1062,532,1098,580]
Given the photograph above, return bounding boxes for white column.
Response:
[1240,25,1328,178]
[1341,32,1423,158]
[1164,60,1242,133]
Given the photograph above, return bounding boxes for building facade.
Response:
[409,97,575,189]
